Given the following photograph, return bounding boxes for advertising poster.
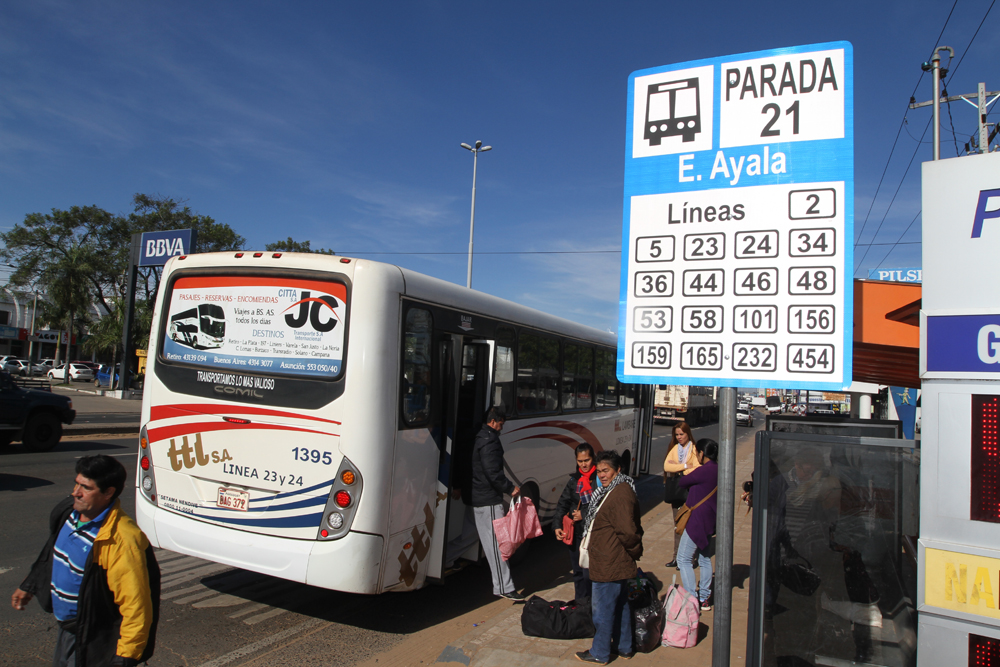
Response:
[162,276,347,379]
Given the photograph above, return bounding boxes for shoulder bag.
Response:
[674,486,717,536]
[578,490,613,569]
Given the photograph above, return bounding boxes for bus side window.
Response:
[596,349,618,409]
[562,343,593,411]
[401,308,433,427]
[620,383,636,407]
[494,327,515,414]
[517,332,558,414]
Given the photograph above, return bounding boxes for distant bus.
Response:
[136,252,652,594]
[644,78,701,145]
[168,304,226,350]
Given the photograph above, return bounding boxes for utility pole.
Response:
[910,47,1000,159]
[712,386,737,667]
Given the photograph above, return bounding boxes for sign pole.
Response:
[712,386,736,667]
[119,233,141,392]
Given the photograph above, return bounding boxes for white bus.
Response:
[167,303,226,350]
[135,252,651,594]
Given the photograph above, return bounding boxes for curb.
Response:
[64,425,139,437]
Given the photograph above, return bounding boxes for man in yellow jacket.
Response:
[11,454,160,666]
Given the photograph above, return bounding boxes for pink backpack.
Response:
[661,578,700,648]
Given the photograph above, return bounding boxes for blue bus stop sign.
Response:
[139,229,196,267]
[618,42,854,391]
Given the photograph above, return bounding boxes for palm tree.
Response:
[41,246,92,364]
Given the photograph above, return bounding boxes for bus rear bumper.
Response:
[137,497,385,594]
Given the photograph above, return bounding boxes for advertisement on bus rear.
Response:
[162,276,347,379]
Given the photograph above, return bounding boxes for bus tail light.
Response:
[316,456,362,541]
[137,425,157,505]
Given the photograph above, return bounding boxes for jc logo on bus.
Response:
[283,291,339,332]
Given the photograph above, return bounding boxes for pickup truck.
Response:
[0,371,76,451]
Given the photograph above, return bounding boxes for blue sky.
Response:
[1,1,997,332]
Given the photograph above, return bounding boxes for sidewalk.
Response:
[51,385,142,437]
[359,431,758,667]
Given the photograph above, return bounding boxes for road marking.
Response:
[228,602,269,619]
[161,563,233,588]
[161,583,209,600]
[0,567,13,575]
[174,589,222,605]
[243,606,289,625]
[194,618,326,667]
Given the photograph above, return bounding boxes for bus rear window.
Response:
[161,275,348,380]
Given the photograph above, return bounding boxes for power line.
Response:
[871,209,922,268]
[853,0,959,250]
[944,0,997,85]
[854,115,931,274]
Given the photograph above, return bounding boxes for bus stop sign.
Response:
[618,42,854,390]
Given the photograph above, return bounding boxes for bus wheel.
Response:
[508,482,541,566]
[23,413,61,452]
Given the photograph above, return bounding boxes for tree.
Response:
[265,237,336,255]
[0,194,246,315]
[39,245,93,364]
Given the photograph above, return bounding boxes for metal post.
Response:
[980,82,989,153]
[932,51,941,161]
[119,234,141,393]
[713,386,737,667]
[27,290,37,362]
[467,149,478,289]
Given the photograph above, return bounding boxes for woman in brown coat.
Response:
[575,450,642,665]
[663,421,700,567]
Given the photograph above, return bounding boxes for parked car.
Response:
[4,359,33,376]
[0,371,75,451]
[71,360,101,372]
[94,364,119,388]
[48,363,95,382]
[37,358,55,370]
[736,408,754,427]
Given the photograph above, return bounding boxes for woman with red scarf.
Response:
[553,444,602,600]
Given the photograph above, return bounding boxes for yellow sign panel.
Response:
[926,547,1000,621]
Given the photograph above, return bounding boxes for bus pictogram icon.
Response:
[644,78,701,145]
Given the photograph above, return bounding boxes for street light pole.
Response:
[460,140,492,289]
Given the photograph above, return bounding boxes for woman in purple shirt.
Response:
[677,439,718,610]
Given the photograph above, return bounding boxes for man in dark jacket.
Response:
[11,455,160,667]
[576,450,642,665]
[470,406,523,601]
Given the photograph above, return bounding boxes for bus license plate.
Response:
[217,488,249,511]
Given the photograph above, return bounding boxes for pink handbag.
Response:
[494,497,544,560]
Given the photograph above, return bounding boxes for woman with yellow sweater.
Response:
[662,421,701,567]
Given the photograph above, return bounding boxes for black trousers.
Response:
[568,521,592,601]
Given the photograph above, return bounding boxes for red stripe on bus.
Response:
[147,421,336,443]
[150,404,341,425]
[509,433,584,449]
[173,276,347,299]
[506,420,603,451]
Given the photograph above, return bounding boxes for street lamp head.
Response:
[460,143,473,151]
[475,140,482,149]
[481,146,492,152]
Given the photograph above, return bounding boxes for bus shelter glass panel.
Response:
[747,432,919,667]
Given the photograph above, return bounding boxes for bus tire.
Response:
[23,413,62,452]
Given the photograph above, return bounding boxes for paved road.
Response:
[0,415,764,666]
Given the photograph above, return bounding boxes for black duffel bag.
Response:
[629,578,665,653]
[521,596,595,640]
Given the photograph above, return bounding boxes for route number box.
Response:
[619,42,853,389]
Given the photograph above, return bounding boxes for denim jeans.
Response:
[590,579,632,661]
[677,530,713,602]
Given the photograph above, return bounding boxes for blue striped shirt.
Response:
[51,505,111,621]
